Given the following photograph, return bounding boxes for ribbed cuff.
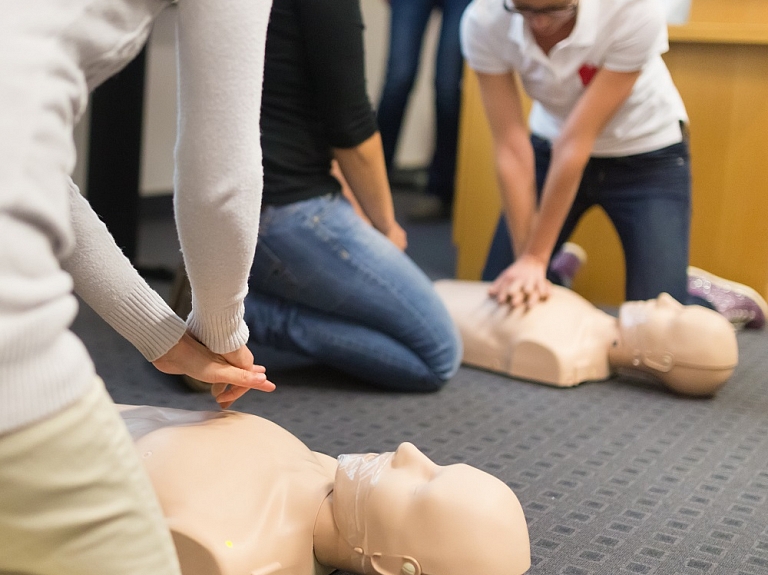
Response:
[186,300,249,354]
[101,282,187,362]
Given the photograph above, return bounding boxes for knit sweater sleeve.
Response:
[173,0,271,354]
[61,181,186,362]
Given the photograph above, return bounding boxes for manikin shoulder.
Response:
[120,406,335,575]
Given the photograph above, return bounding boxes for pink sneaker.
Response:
[687,266,767,330]
[549,242,587,288]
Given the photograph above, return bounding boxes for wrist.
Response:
[373,216,397,235]
[519,251,549,267]
[186,301,249,354]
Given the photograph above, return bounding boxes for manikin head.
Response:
[333,442,531,575]
[611,293,738,396]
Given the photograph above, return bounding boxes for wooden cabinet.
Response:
[453,0,768,305]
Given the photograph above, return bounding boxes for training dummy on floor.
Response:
[435,280,738,396]
[119,405,531,575]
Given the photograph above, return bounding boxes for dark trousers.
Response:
[376,0,471,205]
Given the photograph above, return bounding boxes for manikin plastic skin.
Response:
[434,280,738,396]
[118,405,531,575]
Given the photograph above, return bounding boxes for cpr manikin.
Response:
[434,281,738,396]
[119,405,531,575]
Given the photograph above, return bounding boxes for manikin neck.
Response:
[607,331,640,371]
[608,322,673,375]
[608,304,650,372]
[313,493,367,574]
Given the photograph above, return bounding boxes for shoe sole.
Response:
[688,266,768,320]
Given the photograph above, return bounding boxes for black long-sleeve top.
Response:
[261,0,379,206]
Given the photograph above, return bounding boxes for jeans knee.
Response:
[411,375,448,393]
[404,365,453,392]
[426,326,462,386]
[388,327,461,393]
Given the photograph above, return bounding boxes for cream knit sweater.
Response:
[0,0,271,434]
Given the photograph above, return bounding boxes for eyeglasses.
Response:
[503,0,578,18]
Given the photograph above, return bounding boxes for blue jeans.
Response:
[245,194,462,392]
[483,135,700,305]
[376,0,471,205]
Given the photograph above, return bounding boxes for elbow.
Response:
[495,137,535,176]
[550,134,592,173]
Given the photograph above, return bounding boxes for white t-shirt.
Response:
[460,0,688,156]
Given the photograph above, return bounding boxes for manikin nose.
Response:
[657,292,678,306]
[392,442,436,474]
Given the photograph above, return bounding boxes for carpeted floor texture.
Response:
[72,192,768,575]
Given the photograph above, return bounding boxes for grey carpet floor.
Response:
[71,192,768,574]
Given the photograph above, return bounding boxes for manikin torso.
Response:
[120,406,335,575]
[434,280,618,386]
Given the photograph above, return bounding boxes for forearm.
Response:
[522,137,590,262]
[494,137,538,259]
[62,182,186,362]
[174,0,271,354]
[475,71,537,260]
[333,132,397,234]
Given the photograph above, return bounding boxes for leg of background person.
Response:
[426,0,471,209]
[598,142,695,305]
[0,379,181,575]
[245,292,457,391]
[377,0,435,171]
[246,194,461,391]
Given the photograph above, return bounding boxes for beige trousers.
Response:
[0,378,181,575]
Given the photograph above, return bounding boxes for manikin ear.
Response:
[370,553,421,575]
[642,350,674,373]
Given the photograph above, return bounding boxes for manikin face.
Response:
[506,0,579,37]
[619,292,685,372]
[334,443,530,575]
[618,293,737,372]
